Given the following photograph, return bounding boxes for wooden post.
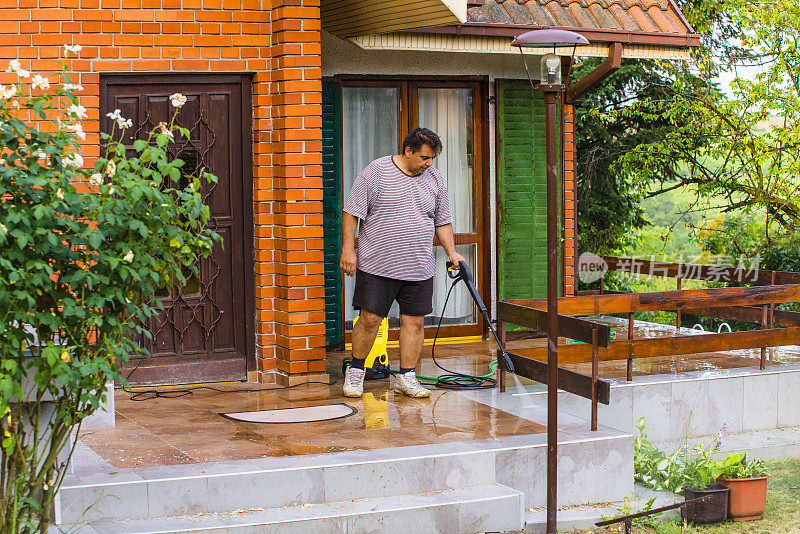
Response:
[627,312,634,381]
[599,276,605,295]
[591,325,599,431]
[676,276,682,331]
[770,272,776,329]
[498,320,506,392]
[761,303,768,370]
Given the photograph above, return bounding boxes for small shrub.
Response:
[0,51,219,532]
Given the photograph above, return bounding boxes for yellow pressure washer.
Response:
[341,315,391,380]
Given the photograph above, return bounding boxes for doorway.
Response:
[101,75,254,384]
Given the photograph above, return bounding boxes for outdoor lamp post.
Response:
[511,28,589,534]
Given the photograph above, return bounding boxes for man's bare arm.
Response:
[435,223,466,268]
[340,212,359,277]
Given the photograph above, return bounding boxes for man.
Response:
[340,128,465,398]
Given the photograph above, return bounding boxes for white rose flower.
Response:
[5,60,28,78]
[89,173,103,186]
[64,44,82,55]
[105,160,116,177]
[64,153,83,168]
[157,122,174,139]
[169,93,187,108]
[31,74,49,90]
[56,188,64,199]
[5,59,21,73]
[67,122,86,140]
[67,104,87,119]
[107,109,132,128]
[107,186,115,195]
[0,85,16,100]
[123,250,134,262]
[62,83,84,92]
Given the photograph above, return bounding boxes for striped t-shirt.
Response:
[343,155,453,281]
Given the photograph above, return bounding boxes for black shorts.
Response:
[352,269,434,317]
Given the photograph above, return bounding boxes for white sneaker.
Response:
[394,370,431,398]
[343,366,366,398]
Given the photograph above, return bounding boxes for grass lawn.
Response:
[589,459,800,533]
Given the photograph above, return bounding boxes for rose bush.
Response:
[0,49,219,532]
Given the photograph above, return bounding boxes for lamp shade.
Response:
[511,29,589,48]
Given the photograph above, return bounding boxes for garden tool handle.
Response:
[445,260,515,374]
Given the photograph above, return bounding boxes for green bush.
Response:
[0,51,219,532]
[634,418,767,494]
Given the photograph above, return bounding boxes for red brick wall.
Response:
[266,0,326,385]
[0,0,327,384]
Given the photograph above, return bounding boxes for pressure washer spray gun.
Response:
[446,260,515,375]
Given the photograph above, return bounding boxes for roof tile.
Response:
[466,0,691,35]
[484,0,516,23]
[541,0,579,28]
[504,0,538,24]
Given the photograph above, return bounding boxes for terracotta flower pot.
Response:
[718,475,769,521]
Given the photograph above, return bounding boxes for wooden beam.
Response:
[566,42,622,104]
[507,351,611,404]
[683,305,800,327]
[507,284,800,316]
[512,327,800,365]
[601,256,800,285]
[497,301,612,347]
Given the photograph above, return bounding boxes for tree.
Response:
[574,0,748,255]
[615,0,800,262]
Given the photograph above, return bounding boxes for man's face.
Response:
[404,144,437,175]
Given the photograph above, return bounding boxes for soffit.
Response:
[321,0,468,38]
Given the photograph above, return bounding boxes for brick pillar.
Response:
[265,0,327,385]
[563,104,576,295]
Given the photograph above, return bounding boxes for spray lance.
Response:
[446,260,515,375]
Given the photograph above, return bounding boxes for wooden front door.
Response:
[101,75,253,385]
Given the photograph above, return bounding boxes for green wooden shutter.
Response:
[322,81,343,346]
[497,79,561,301]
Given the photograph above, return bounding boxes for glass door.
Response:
[340,78,486,339]
[341,83,402,330]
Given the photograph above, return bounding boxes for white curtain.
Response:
[340,86,477,327]
[342,87,400,326]
[419,88,476,323]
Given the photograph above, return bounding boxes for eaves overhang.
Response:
[321,0,468,38]
[408,22,700,48]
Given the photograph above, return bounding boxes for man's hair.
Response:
[402,127,442,156]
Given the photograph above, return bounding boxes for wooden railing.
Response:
[496,257,800,431]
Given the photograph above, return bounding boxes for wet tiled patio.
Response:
[78,353,545,468]
[78,318,800,470]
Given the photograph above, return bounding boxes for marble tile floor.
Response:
[78,366,546,469]
[78,322,799,470]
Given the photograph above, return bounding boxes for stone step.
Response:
[57,484,524,534]
[57,445,498,525]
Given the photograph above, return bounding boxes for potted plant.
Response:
[681,444,731,526]
[633,418,730,525]
[714,454,769,521]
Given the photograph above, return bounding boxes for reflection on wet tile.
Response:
[78,326,799,469]
[79,354,545,468]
